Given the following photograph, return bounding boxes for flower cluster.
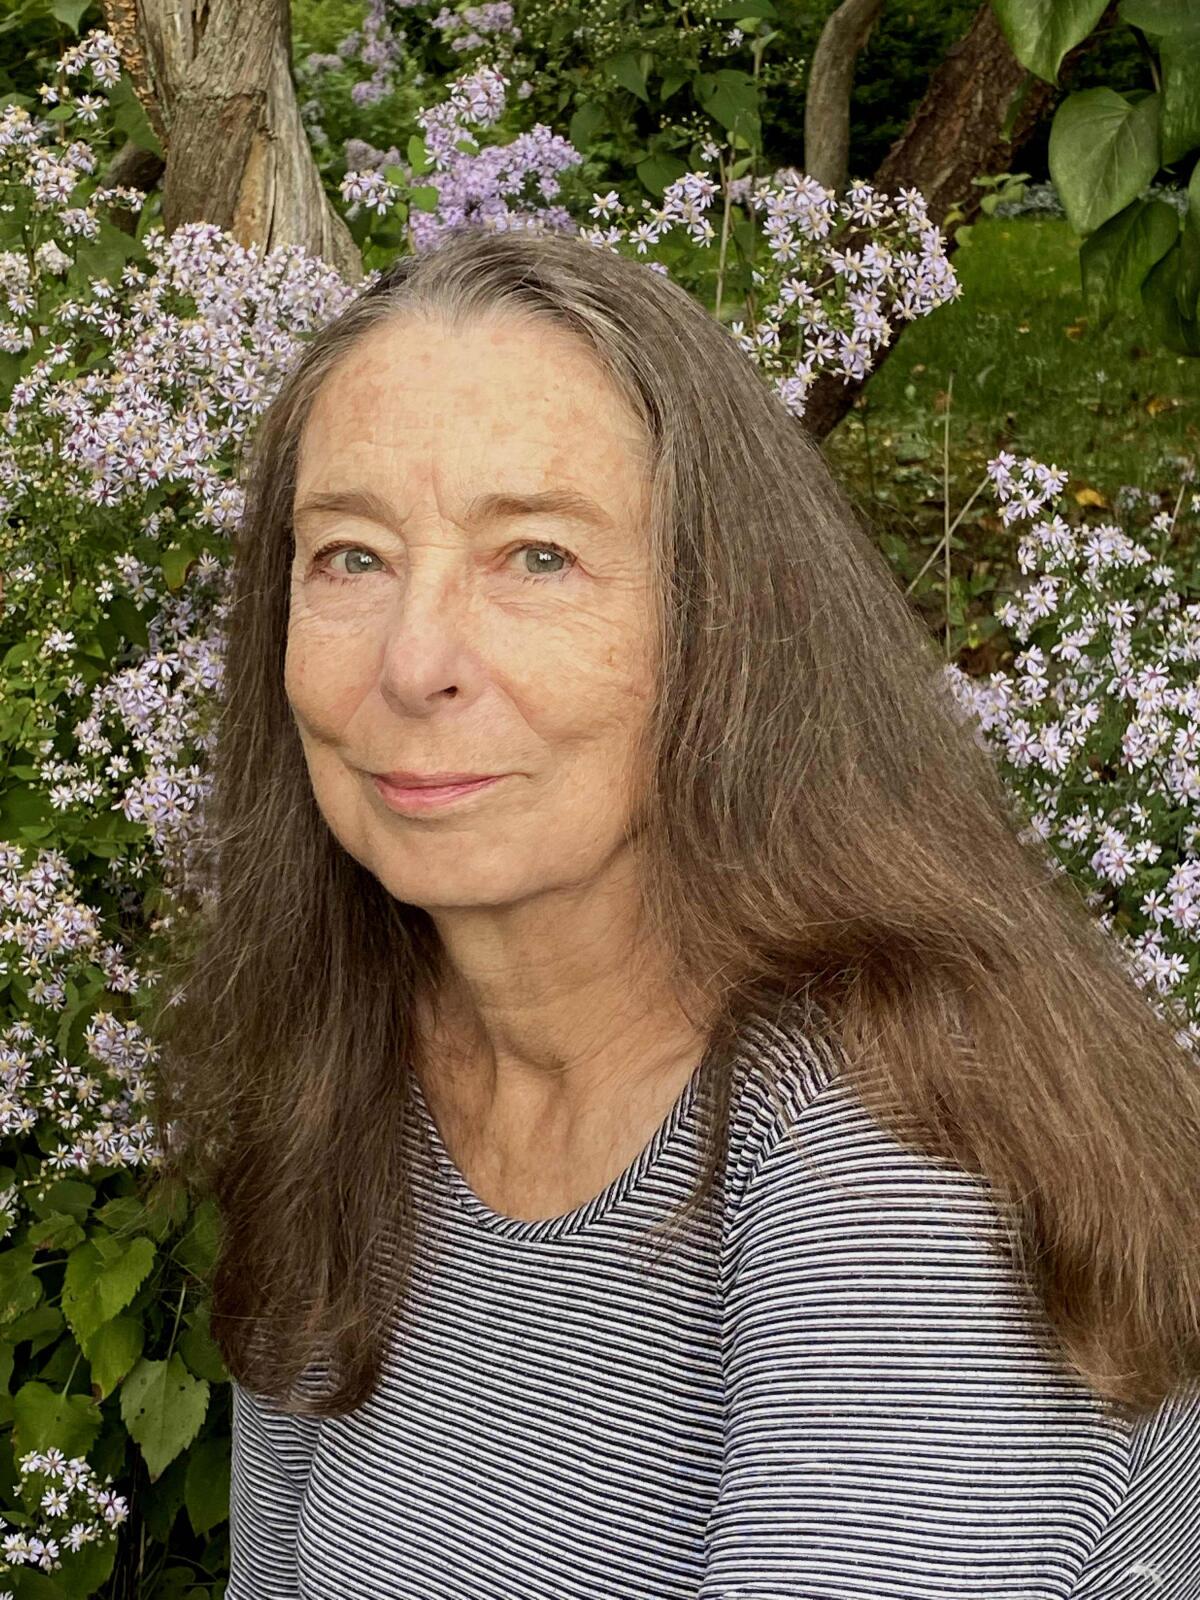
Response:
[340,63,579,245]
[1,223,355,526]
[586,150,962,419]
[0,1447,128,1581]
[944,453,1200,1038]
[0,842,161,1177]
[0,30,140,357]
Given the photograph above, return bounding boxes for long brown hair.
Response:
[144,222,1200,1423]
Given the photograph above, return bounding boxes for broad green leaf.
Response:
[11,1380,102,1461]
[1080,197,1179,311]
[1049,88,1162,235]
[4,1302,63,1350]
[409,185,439,212]
[695,69,761,149]
[120,1354,210,1480]
[1141,243,1200,352]
[62,1234,156,1345]
[568,100,606,149]
[161,542,198,593]
[178,1310,228,1384]
[28,1179,95,1222]
[1160,31,1200,163]
[48,1534,118,1600]
[0,1242,42,1326]
[108,75,163,157]
[50,0,91,29]
[406,134,432,175]
[993,0,1109,82]
[637,153,690,198]
[26,1212,86,1253]
[185,1433,230,1535]
[1182,158,1200,307]
[608,50,649,104]
[660,69,689,101]
[174,1198,221,1280]
[83,1314,144,1399]
[1119,0,1200,33]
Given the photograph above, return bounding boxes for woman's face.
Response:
[285,311,659,912]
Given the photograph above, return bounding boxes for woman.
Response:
[149,224,1200,1598]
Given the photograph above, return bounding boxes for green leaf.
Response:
[708,0,777,14]
[173,1198,221,1281]
[1141,241,1200,352]
[26,1212,86,1253]
[62,1234,156,1346]
[11,1380,102,1461]
[637,152,690,198]
[28,1180,95,1222]
[82,1314,144,1399]
[178,1312,227,1384]
[184,1433,230,1535]
[993,0,1109,82]
[4,1303,63,1351]
[1049,88,1162,235]
[120,1354,209,1480]
[0,1243,43,1326]
[568,100,606,149]
[45,103,76,122]
[108,74,163,158]
[50,0,92,30]
[1160,30,1200,164]
[1182,158,1200,307]
[694,68,761,149]
[1080,196,1180,312]
[406,134,432,175]
[160,542,198,593]
[608,50,649,103]
[1118,0,1200,34]
[409,185,440,213]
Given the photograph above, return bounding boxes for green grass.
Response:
[822,213,1199,665]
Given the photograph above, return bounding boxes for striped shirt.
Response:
[228,1003,1200,1598]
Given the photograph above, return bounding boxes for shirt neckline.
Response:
[409,1053,707,1245]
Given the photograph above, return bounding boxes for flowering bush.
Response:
[944,452,1200,1040]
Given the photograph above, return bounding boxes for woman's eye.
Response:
[310,540,576,585]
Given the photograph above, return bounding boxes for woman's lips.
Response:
[371,774,505,813]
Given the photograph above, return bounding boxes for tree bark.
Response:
[100,0,361,281]
[802,2,1119,440]
[804,0,886,195]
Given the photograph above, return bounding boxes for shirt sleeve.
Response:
[701,1079,1132,1600]
[226,1377,323,1599]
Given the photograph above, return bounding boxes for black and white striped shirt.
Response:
[228,1005,1200,1598]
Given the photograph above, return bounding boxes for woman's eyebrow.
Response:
[292,486,613,531]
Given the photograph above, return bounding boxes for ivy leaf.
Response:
[993,0,1110,83]
[12,1380,102,1461]
[184,1433,230,1535]
[1080,196,1179,313]
[83,1314,145,1399]
[62,1234,156,1346]
[1049,88,1162,235]
[121,1354,210,1480]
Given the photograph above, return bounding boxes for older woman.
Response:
[153,225,1200,1598]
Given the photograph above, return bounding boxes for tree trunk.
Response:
[802,2,1118,440]
[804,0,886,195]
[100,0,361,281]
